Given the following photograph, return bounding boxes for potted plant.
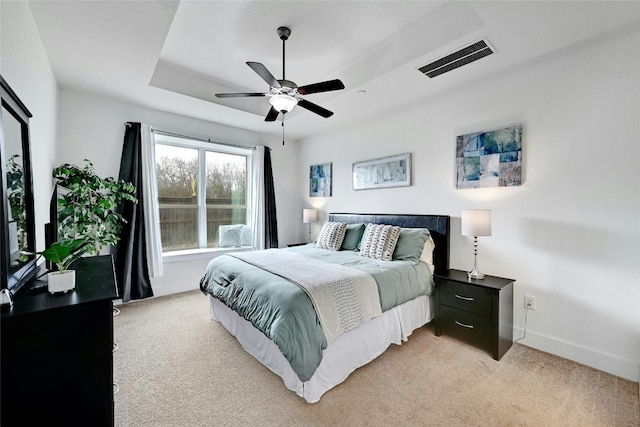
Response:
[34,238,90,293]
[29,160,136,293]
[53,160,137,255]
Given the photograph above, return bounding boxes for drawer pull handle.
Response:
[455,294,474,301]
[455,321,474,329]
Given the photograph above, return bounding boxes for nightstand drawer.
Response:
[439,280,493,317]
[439,305,491,349]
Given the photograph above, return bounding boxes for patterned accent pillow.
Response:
[315,222,347,251]
[359,223,401,261]
[240,225,252,246]
[219,224,243,247]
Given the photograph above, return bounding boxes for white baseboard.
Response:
[514,326,639,383]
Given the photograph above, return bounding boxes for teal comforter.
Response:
[199,245,433,382]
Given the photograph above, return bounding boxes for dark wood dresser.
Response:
[434,269,514,360]
[1,255,117,426]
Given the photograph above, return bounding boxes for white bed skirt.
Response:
[209,294,433,403]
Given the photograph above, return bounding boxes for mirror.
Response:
[1,76,38,294]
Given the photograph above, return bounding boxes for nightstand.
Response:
[434,269,514,360]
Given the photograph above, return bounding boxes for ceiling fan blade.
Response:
[247,62,281,88]
[215,92,265,98]
[297,99,334,118]
[297,79,345,95]
[265,106,280,122]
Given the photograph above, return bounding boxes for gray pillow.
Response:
[341,223,365,251]
[392,227,431,264]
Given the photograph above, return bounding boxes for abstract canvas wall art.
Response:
[309,163,332,197]
[456,124,522,188]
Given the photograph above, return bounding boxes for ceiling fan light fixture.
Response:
[269,94,298,113]
[216,26,343,121]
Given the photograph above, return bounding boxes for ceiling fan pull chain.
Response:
[282,115,285,145]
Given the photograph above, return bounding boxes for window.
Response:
[153,133,251,253]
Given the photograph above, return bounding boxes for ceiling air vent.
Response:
[419,39,494,78]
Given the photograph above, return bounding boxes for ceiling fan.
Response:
[215,26,345,122]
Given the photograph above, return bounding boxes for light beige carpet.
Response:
[113,290,638,427]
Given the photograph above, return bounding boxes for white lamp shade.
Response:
[269,94,298,113]
[461,209,492,237]
[302,208,318,224]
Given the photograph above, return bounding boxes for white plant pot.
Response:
[48,270,75,294]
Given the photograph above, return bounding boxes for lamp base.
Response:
[467,269,485,280]
[468,236,485,280]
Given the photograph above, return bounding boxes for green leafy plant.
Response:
[33,238,91,273]
[53,160,137,255]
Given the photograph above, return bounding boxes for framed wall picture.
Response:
[309,163,332,197]
[352,153,411,190]
[456,124,522,188]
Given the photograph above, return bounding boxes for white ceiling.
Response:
[28,1,640,140]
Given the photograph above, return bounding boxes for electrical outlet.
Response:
[524,295,536,310]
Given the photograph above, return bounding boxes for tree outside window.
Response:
[155,140,249,252]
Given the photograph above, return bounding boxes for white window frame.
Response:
[153,133,252,262]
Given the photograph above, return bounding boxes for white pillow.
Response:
[359,224,401,261]
[420,235,436,274]
[315,222,347,251]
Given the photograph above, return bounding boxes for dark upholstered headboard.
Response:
[328,213,450,275]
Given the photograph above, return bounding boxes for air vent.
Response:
[419,39,494,78]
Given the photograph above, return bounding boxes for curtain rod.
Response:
[152,128,257,150]
[124,123,270,151]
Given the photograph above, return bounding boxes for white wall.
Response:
[297,27,640,381]
[1,1,59,251]
[58,90,299,297]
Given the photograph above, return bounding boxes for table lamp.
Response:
[461,209,492,279]
[302,208,318,243]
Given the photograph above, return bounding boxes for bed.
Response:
[200,213,450,402]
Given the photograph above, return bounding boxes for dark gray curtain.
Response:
[264,148,278,248]
[111,122,153,302]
